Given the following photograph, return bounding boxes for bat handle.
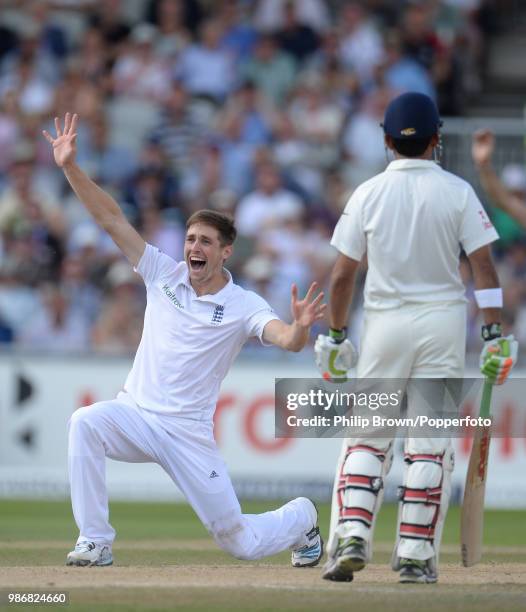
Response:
[479,379,493,419]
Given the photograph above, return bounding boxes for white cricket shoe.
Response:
[66,540,113,567]
[291,498,324,568]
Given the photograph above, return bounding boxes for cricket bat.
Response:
[460,379,493,567]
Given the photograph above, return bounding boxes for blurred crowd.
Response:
[0,0,521,355]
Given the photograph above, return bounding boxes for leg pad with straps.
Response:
[330,443,393,560]
[392,446,454,570]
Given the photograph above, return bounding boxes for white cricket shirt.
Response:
[124,244,279,419]
[331,159,499,310]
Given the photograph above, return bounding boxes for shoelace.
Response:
[346,537,363,547]
[400,558,426,570]
[76,541,96,552]
[337,536,364,552]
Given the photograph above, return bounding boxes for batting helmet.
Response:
[382,92,442,140]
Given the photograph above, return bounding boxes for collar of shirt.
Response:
[177,266,234,306]
[386,159,440,171]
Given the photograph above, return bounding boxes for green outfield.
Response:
[0,500,525,611]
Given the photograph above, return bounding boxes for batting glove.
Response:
[479,335,518,385]
[315,334,358,382]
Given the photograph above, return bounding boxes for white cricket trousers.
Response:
[329,301,466,562]
[68,391,314,560]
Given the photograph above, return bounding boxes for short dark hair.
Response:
[391,137,433,158]
[186,209,237,246]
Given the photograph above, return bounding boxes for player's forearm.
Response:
[329,274,354,330]
[62,162,125,230]
[469,248,501,325]
[278,321,310,352]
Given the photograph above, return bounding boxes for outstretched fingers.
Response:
[303,281,319,303]
[42,129,54,144]
[314,303,328,320]
[69,113,78,135]
[64,112,78,135]
[54,116,62,137]
[310,290,324,308]
[291,283,298,303]
[64,112,72,134]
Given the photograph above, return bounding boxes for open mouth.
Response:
[189,257,206,271]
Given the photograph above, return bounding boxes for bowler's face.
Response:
[184,224,231,285]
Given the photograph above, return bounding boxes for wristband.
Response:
[329,327,347,344]
[481,322,502,341]
[474,288,503,309]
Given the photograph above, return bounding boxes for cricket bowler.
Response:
[314,92,518,583]
[43,113,325,568]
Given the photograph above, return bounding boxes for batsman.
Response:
[315,93,518,584]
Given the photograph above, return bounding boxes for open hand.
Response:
[472,129,495,167]
[42,113,78,168]
[291,282,326,328]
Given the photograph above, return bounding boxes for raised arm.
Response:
[43,113,145,266]
[472,129,526,228]
[262,282,326,352]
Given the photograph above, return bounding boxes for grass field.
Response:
[0,500,525,611]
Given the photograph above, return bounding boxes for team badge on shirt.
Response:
[211,305,224,325]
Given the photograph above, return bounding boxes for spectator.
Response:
[399,0,463,114]
[112,22,171,103]
[254,0,331,35]
[235,162,304,237]
[0,54,54,117]
[124,163,177,217]
[60,252,102,325]
[146,0,203,35]
[217,80,274,147]
[91,261,144,354]
[241,33,297,105]
[149,0,191,60]
[0,263,40,342]
[217,0,258,63]
[0,91,20,175]
[272,112,318,199]
[74,27,110,85]
[381,29,436,99]
[341,84,394,184]
[176,19,235,104]
[288,76,344,168]
[0,143,65,279]
[28,1,69,61]
[400,1,444,72]
[148,81,206,197]
[18,283,90,352]
[276,1,320,65]
[1,19,61,85]
[87,0,131,60]
[141,206,185,261]
[51,57,104,123]
[77,111,138,189]
[338,1,385,82]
